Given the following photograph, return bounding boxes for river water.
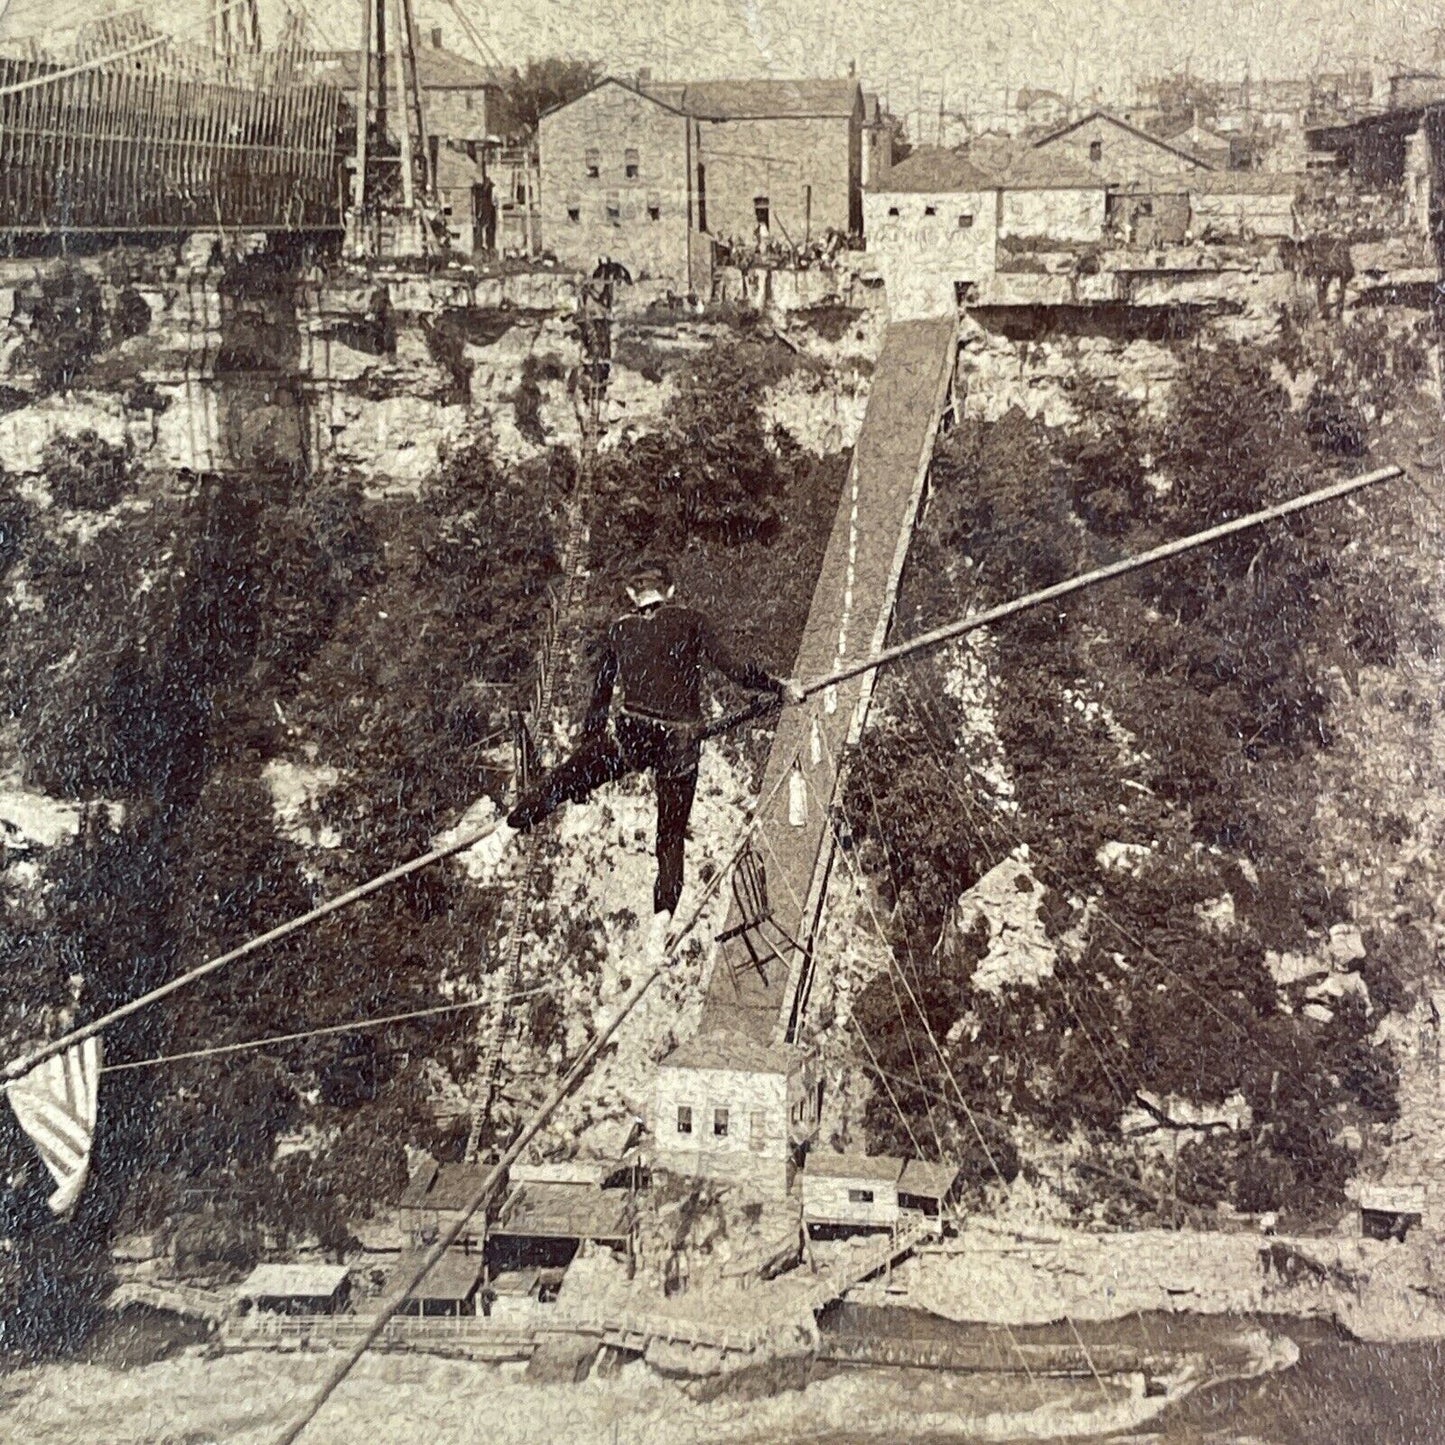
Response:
[5,1303,1438,1444]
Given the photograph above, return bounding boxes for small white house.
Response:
[997,152,1109,244]
[1188,171,1300,240]
[802,1150,904,1231]
[651,1028,820,1199]
[863,148,999,318]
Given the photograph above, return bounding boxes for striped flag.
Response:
[5,1036,102,1216]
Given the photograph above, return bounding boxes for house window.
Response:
[647,194,661,221]
[606,191,620,223]
[887,205,900,218]
[848,1188,875,1204]
[1089,139,1103,163]
[585,148,600,178]
[464,93,475,112]
[625,147,640,179]
[713,1107,729,1138]
[923,204,937,216]
[566,200,581,223]
[957,213,974,229]
[676,1105,692,1135]
[754,195,770,227]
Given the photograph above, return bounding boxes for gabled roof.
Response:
[541,76,695,122]
[873,146,996,193]
[236,1263,349,1299]
[663,1026,801,1074]
[1034,110,1213,169]
[805,1150,905,1182]
[646,77,862,120]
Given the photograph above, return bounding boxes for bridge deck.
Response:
[700,315,958,1043]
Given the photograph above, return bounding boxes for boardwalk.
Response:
[701,316,958,1043]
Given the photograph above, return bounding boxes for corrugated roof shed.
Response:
[898,1158,960,1200]
[646,77,861,119]
[663,1027,800,1074]
[874,147,997,193]
[399,1250,485,1301]
[235,1263,350,1299]
[805,1150,904,1183]
[491,1182,630,1240]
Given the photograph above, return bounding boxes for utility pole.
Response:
[345,0,434,258]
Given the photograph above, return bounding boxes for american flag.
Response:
[6,1036,101,1216]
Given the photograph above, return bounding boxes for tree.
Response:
[502,58,603,136]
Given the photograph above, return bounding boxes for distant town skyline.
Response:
[5,0,1443,122]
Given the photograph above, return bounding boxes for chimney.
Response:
[637,66,652,86]
[431,26,443,49]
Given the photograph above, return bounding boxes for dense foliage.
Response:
[846,338,1425,1222]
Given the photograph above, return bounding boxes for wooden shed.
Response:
[898,1159,962,1220]
[233,1263,351,1316]
[802,1151,904,1232]
[398,1160,492,1250]
[399,1249,487,1317]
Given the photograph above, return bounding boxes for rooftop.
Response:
[235,1263,350,1299]
[644,77,862,120]
[398,1159,492,1212]
[805,1150,905,1183]
[399,1249,485,1301]
[874,147,997,193]
[663,1026,801,1074]
[491,1181,631,1241]
[1034,110,1213,169]
[898,1158,961,1200]
[320,47,506,93]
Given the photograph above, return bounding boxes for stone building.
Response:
[1033,110,1213,188]
[646,77,865,245]
[319,36,509,154]
[536,74,864,287]
[650,1028,821,1198]
[537,78,708,291]
[862,149,999,317]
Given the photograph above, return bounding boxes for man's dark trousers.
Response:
[508,714,699,915]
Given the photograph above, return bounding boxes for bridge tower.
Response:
[346,0,437,257]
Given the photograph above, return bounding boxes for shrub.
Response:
[43,430,133,511]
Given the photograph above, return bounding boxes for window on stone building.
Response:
[754,195,770,227]
[566,199,581,223]
[1089,139,1103,162]
[923,204,937,216]
[606,192,621,223]
[713,1107,729,1138]
[676,1105,692,1135]
[647,194,661,221]
[887,205,900,218]
[625,147,640,178]
[848,1188,875,1204]
[465,93,474,112]
[957,213,974,228]
[585,148,600,178]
